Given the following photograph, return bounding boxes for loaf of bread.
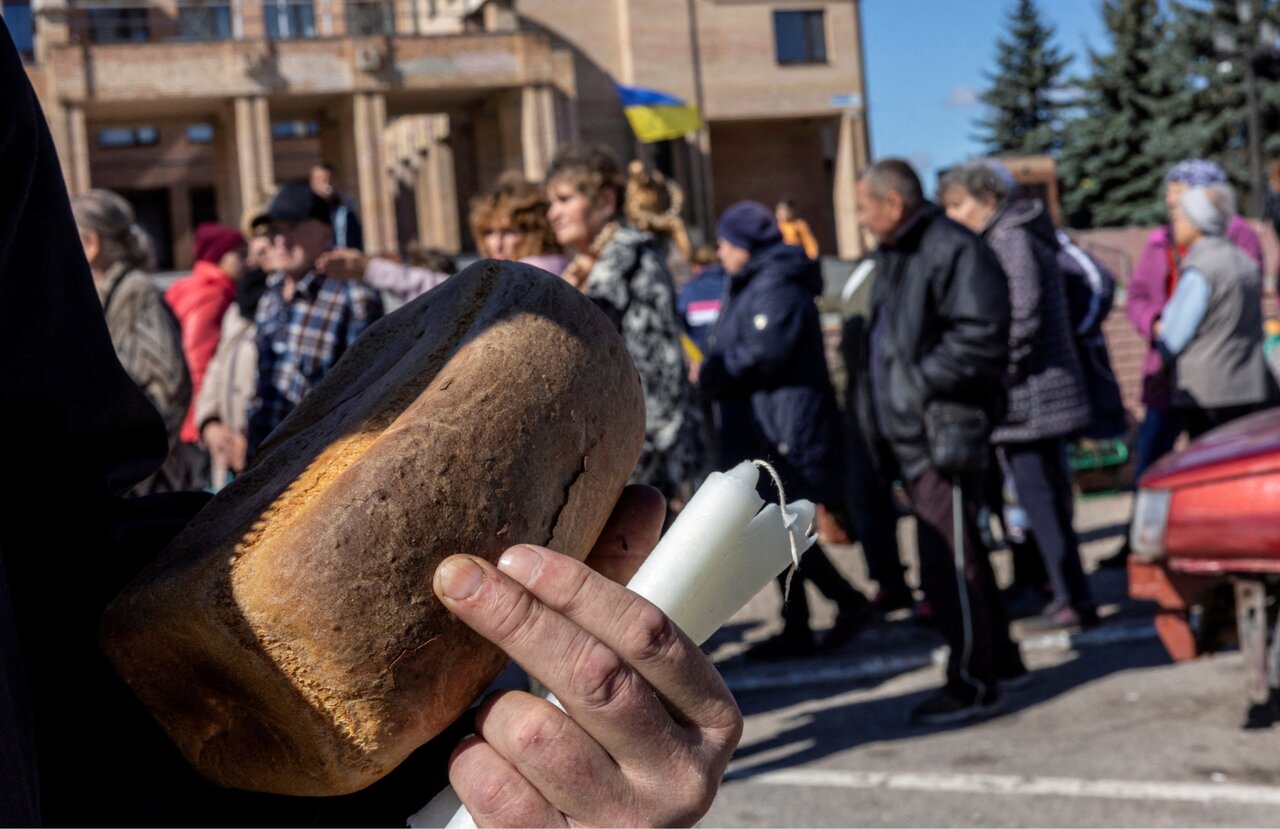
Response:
[100,261,646,796]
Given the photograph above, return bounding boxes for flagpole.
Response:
[685,0,715,241]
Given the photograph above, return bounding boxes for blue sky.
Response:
[862,0,1110,195]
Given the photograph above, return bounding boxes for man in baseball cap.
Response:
[247,181,383,454]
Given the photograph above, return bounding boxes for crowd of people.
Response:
[7,6,1280,814]
[75,137,1280,733]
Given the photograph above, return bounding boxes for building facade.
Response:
[7,0,870,269]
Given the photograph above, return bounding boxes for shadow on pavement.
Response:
[723,634,1171,783]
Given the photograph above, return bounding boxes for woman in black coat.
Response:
[698,201,872,660]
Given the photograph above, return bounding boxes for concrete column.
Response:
[169,184,194,269]
[415,114,461,254]
[216,96,274,230]
[833,109,870,260]
[60,103,91,196]
[350,92,396,254]
[520,84,557,183]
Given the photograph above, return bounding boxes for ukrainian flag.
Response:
[614,82,703,144]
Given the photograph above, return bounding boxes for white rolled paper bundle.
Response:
[409,461,817,828]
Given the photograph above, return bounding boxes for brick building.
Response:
[5,0,872,269]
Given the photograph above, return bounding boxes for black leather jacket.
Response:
[854,203,1011,481]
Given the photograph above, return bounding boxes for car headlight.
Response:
[1130,488,1172,561]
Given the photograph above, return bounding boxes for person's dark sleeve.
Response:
[916,237,1011,398]
[346,206,364,252]
[700,282,810,398]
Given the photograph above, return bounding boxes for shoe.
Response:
[995,658,1032,690]
[1021,603,1100,633]
[1001,584,1051,620]
[821,606,874,652]
[1098,542,1130,569]
[910,683,1002,726]
[869,587,915,619]
[743,629,816,662]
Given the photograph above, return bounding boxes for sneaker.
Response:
[910,684,1002,726]
[1021,603,1100,633]
[821,605,874,652]
[743,629,817,662]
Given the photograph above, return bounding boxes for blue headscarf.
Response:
[1164,159,1229,187]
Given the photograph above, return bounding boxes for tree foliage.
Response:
[975,0,1073,155]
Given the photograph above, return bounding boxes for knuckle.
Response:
[487,584,543,645]
[467,768,531,825]
[508,704,566,765]
[619,601,681,665]
[568,635,632,711]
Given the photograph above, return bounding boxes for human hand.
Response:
[816,503,851,545]
[688,358,701,387]
[431,485,742,827]
[225,432,248,473]
[316,248,368,281]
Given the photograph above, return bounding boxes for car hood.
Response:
[1141,409,1280,490]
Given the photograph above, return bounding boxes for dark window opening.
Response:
[98,126,160,149]
[87,7,150,43]
[346,0,393,35]
[177,4,231,40]
[263,0,315,40]
[774,10,826,65]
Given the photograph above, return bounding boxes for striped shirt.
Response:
[247,269,383,453]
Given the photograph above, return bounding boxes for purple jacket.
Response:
[1126,215,1263,407]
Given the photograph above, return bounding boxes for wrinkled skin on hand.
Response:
[432,485,744,827]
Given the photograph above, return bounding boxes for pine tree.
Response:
[1058,0,1188,227]
[974,0,1073,155]
[1164,0,1280,213]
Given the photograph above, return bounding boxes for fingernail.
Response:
[437,557,485,600]
[497,545,540,586]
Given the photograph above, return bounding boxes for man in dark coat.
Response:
[698,201,872,660]
[852,160,1024,725]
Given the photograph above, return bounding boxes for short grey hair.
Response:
[937,160,1013,206]
[1179,186,1229,237]
[860,159,924,211]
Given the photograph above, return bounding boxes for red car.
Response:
[1128,409,1280,726]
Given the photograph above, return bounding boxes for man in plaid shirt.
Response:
[247,182,384,454]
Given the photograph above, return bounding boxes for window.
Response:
[271,120,320,140]
[346,0,393,35]
[3,1,34,58]
[98,126,160,149]
[186,123,215,144]
[87,6,149,43]
[264,0,315,39]
[177,3,231,40]
[773,9,826,65]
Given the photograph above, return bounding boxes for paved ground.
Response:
[696,492,1280,827]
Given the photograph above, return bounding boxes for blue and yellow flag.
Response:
[613,82,702,144]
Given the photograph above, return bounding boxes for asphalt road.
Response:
[697,493,1280,827]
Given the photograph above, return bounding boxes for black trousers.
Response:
[778,541,867,634]
[843,428,910,596]
[908,468,1018,693]
[1003,438,1094,614]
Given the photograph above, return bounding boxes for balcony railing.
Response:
[59,0,483,45]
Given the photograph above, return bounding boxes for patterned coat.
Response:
[585,225,704,495]
[983,200,1092,444]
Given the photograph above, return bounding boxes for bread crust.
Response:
[100,261,646,796]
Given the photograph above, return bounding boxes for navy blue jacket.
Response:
[700,243,843,504]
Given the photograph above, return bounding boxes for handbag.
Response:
[923,399,990,476]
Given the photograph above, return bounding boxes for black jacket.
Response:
[700,243,844,504]
[855,203,1011,481]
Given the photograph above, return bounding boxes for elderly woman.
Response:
[72,189,193,495]
[1158,187,1276,437]
[939,160,1096,632]
[546,144,703,499]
